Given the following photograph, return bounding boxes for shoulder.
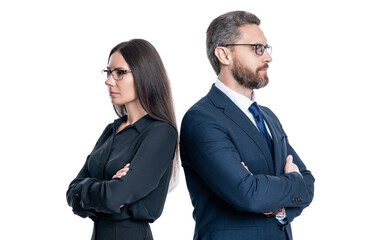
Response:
[99,116,124,139]
[182,96,220,125]
[144,119,177,140]
[103,122,114,131]
[93,122,114,148]
[99,122,114,137]
[181,101,229,143]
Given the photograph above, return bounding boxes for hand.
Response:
[264,208,285,217]
[112,163,130,179]
[284,155,300,175]
[241,162,253,175]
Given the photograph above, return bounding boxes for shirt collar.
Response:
[115,114,153,133]
[133,114,154,133]
[215,78,256,111]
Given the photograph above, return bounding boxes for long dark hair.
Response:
[108,39,179,190]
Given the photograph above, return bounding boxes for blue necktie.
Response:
[248,102,274,156]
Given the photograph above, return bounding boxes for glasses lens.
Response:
[113,70,125,80]
[101,70,110,80]
[255,45,264,55]
[266,45,272,56]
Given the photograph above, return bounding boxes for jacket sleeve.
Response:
[77,124,177,214]
[66,124,113,218]
[180,109,312,214]
[284,136,315,223]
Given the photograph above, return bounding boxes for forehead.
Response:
[108,51,130,68]
[236,24,267,44]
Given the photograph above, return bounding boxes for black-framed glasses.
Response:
[219,43,272,56]
[101,68,132,81]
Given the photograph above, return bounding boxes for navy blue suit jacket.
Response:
[180,85,315,240]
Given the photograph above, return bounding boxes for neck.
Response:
[124,100,148,125]
[218,71,253,100]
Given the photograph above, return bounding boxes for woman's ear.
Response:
[214,47,232,66]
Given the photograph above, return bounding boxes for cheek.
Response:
[247,61,259,73]
[128,79,137,97]
[118,78,137,98]
[236,55,257,71]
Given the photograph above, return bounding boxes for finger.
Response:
[117,171,127,177]
[286,155,293,163]
[241,162,253,175]
[116,167,130,174]
[112,171,127,179]
[279,208,285,215]
[275,211,284,216]
[117,165,130,173]
[273,210,281,215]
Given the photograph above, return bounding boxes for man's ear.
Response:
[214,47,232,66]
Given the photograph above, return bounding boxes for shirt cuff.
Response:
[275,211,288,225]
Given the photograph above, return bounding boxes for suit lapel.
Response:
[260,107,283,176]
[207,85,274,174]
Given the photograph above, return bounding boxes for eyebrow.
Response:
[106,67,129,71]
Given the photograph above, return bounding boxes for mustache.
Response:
[256,64,269,72]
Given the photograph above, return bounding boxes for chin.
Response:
[111,98,124,105]
[258,75,269,86]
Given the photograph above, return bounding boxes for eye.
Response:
[115,70,125,78]
[255,44,264,55]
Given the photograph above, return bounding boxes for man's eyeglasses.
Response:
[101,68,132,81]
[219,44,272,56]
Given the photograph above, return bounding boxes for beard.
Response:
[231,59,269,90]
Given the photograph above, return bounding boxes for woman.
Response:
[66,39,178,240]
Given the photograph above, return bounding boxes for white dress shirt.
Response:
[214,79,272,137]
[214,78,287,224]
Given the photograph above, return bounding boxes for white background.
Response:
[1,0,367,239]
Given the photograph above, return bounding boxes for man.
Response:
[180,11,315,240]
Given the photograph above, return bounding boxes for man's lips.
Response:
[259,68,268,73]
[258,64,269,73]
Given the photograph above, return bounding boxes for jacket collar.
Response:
[207,84,275,174]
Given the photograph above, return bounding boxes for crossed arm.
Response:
[66,124,177,216]
[180,117,314,215]
[242,155,301,217]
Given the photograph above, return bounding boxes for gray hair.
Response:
[206,11,261,75]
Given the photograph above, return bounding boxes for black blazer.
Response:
[67,115,177,222]
[180,85,315,240]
